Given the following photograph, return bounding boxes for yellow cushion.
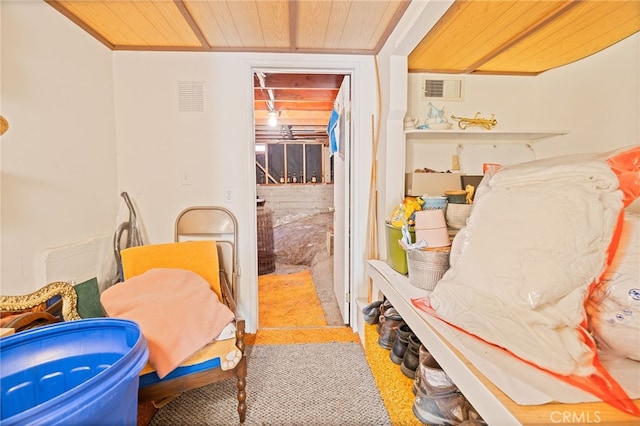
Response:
[120,241,221,299]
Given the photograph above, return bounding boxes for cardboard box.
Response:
[405,173,462,197]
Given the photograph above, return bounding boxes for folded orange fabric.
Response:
[101,268,234,379]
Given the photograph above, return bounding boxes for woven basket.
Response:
[406,247,450,290]
[445,203,472,230]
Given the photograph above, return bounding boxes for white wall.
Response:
[112,52,377,331]
[534,33,640,157]
[1,1,119,294]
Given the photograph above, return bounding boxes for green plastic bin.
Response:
[385,223,415,274]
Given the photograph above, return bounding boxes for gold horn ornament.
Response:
[451,112,497,130]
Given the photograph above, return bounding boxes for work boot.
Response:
[390,322,412,364]
[417,352,458,396]
[412,388,466,425]
[376,299,393,335]
[362,300,383,325]
[413,344,430,395]
[412,352,486,425]
[400,333,422,379]
[413,389,485,425]
[377,307,403,349]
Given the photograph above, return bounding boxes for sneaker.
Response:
[362,300,383,325]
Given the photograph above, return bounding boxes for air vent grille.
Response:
[422,78,464,101]
[177,81,205,112]
[424,80,444,98]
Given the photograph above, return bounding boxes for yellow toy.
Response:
[390,197,423,227]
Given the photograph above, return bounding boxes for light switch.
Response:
[451,155,460,171]
[181,171,191,185]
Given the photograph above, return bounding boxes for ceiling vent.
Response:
[422,78,464,102]
[177,81,205,112]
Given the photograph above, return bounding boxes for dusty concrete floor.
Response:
[264,211,344,326]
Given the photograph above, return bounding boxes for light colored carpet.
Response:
[145,271,406,426]
[151,342,392,426]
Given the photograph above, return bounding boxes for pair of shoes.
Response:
[377,307,403,349]
[362,300,382,325]
[400,333,422,379]
[390,322,412,364]
[412,351,485,425]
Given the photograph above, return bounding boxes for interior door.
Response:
[332,75,351,324]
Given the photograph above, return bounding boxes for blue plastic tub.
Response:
[1,318,148,426]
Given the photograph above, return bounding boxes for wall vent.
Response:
[177,81,205,112]
[422,78,464,101]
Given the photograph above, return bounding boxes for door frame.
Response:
[249,64,355,330]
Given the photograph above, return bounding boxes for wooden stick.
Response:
[365,56,383,302]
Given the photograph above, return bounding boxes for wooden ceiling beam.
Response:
[254,89,338,102]
[257,73,344,89]
[254,101,335,111]
[289,1,299,52]
[174,0,210,49]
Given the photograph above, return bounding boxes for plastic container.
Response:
[1,318,148,426]
[415,227,451,248]
[415,209,447,229]
[385,222,415,274]
[444,190,467,204]
[421,196,448,210]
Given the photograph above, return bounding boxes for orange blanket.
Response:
[101,268,235,379]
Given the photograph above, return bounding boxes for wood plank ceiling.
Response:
[46,0,640,142]
[410,0,640,75]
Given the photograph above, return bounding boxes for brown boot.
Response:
[390,322,412,364]
[412,352,472,425]
[377,307,403,349]
[413,344,430,395]
[376,299,392,335]
[400,333,422,379]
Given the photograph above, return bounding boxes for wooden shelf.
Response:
[366,259,640,425]
[404,129,567,142]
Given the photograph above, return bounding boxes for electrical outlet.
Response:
[224,188,233,203]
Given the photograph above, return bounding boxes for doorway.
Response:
[252,70,351,329]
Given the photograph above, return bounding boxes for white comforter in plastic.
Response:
[587,212,640,361]
[429,155,624,377]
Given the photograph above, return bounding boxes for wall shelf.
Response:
[404,129,567,143]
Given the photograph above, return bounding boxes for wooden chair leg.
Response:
[236,356,247,423]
